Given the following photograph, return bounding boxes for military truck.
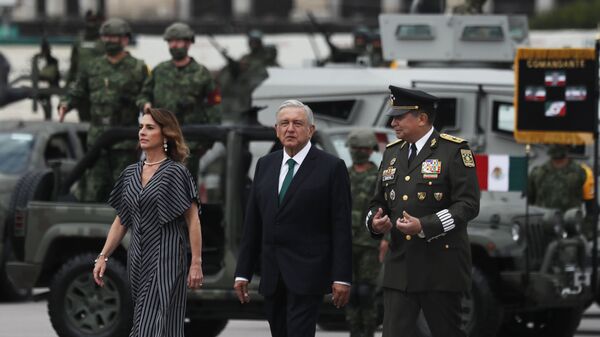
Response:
[251,14,597,337]
[0,120,87,301]
[5,123,396,337]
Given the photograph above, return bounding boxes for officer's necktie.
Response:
[408,143,417,166]
[279,158,296,203]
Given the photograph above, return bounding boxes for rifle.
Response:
[306,11,359,64]
[207,34,240,77]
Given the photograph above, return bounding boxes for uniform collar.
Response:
[413,127,434,155]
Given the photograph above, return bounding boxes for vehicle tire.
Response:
[185,318,228,337]
[0,169,53,301]
[414,266,503,337]
[500,306,583,337]
[48,253,132,337]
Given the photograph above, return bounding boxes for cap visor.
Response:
[386,107,410,117]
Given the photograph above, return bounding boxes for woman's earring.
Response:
[163,139,168,152]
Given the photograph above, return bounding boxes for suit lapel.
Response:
[279,145,317,209]
[271,151,284,205]
[407,130,439,174]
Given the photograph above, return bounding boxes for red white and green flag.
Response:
[474,154,527,192]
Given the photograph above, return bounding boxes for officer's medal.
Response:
[421,159,441,179]
[382,166,396,182]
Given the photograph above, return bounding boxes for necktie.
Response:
[279,158,296,203]
[408,143,417,166]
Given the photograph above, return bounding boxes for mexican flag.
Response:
[474,154,527,192]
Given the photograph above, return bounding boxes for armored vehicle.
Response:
[252,14,597,337]
[0,120,87,301]
[5,123,396,337]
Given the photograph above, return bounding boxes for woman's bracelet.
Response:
[94,252,109,264]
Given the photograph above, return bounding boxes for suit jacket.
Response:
[235,144,353,296]
[367,130,480,292]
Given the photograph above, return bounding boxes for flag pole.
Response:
[591,38,599,298]
[524,143,531,287]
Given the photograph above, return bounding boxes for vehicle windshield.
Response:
[0,133,35,174]
[330,130,397,168]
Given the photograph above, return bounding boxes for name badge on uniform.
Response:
[421,159,441,179]
[382,167,396,182]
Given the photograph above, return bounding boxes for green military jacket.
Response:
[349,163,379,248]
[367,130,480,292]
[62,53,148,145]
[66,36,104,85]
[528,160,586,212]
[137,58,221,125]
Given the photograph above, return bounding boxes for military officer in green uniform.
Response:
[137,22,222,177]
[65,10,105,122]
[345,129,381,337]
[59,18,148,202]
[366,86,480,337]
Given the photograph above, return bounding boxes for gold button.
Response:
[445,244,449,249]
[405,176,410,181]
[402,195,408,201]
[428,181,432,186]
[406,235,412,240]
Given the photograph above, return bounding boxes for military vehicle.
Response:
[5,123,396,337]
[252,14,597,337]
[0,120,87,301]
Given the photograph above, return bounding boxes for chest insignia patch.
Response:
[382,167,397,182]
[422,159,442,174]
[390,157,396,166]
[434,192,443,201]
[389,189,396,200]
[460,149,475,167]
[417,192,426,200]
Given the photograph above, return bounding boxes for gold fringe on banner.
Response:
[516,48,596,60]
[514,130,594,145]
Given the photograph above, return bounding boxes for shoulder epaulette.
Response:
[440,133,466,144]
[386,139,404,148]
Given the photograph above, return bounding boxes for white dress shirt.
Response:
[278,141,311,192]
[408,126,434,158]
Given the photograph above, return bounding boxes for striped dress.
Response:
[108,158,200,337]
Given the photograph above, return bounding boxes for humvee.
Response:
[5,123,397,337]
[251,14,597,337]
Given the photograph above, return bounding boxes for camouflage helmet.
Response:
[548,144,568,160]
[99,18,131,37]
[247,29,263,41]
[346,129,378,149]
[163,22,195,42]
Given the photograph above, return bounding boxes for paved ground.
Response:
[0,294,598,337]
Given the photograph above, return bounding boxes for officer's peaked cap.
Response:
[386,85,439,117]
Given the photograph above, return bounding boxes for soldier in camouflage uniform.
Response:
[345,129,381,337]
[58,18,148,202]
[137,22,221,178]
[218,29,277,123]
[65,11,105,122]
[528,145,596,238]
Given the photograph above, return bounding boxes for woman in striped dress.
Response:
[93,108,204,337]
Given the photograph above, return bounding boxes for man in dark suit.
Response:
[366,86,480,337]
[234,99,353,337]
